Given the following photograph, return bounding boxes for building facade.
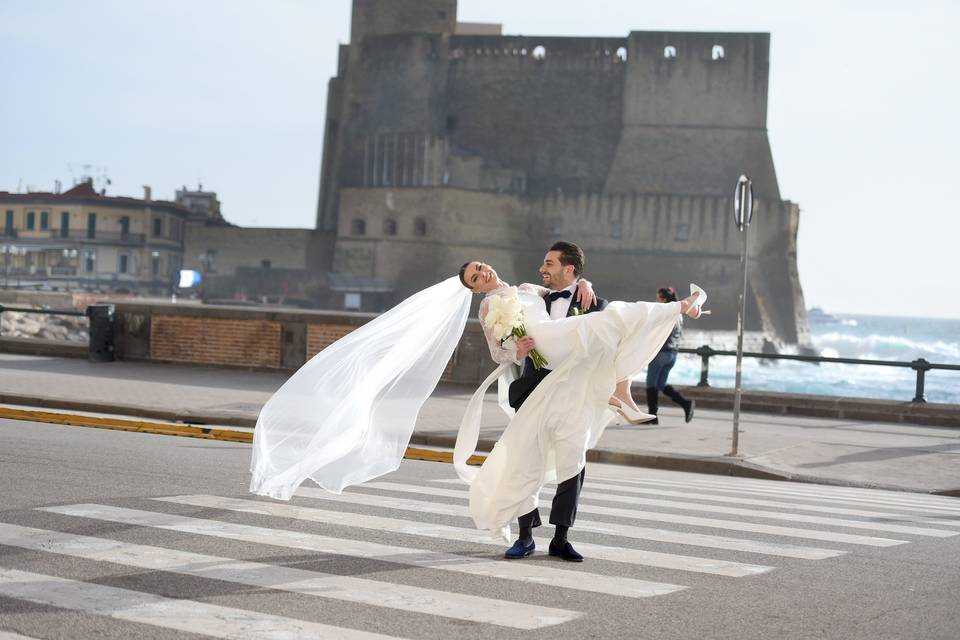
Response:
[0,180,187,294]
[315,0,811,346]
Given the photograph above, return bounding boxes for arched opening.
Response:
[532,45,546,60]
[663,45,677,59]
[383,218,397,236]
[616,46,627,62]
[351,218,366,236]
[712,45,725,60]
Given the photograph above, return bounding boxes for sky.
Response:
[1,1,958,319]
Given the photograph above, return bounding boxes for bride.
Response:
[454,261,703,541]
[250,260,705,539]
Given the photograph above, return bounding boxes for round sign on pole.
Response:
[734,174,754,230]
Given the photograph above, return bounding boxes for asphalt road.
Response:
[1,419,959,640]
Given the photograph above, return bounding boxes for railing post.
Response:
[911,358,930,403]
[0,304,4,336]
[696,345,713,387]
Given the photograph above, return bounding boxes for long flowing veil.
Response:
[250,276,472,500]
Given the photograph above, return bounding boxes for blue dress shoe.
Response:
[548,539,584,562]
[504,538,536,559]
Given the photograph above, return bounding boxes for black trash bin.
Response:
[86,304,115,362]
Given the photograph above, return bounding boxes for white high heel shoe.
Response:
[608,398,657,425]
[686,283,709,319]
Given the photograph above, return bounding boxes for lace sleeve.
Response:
[517,283,550,297]
[478,297,520,364]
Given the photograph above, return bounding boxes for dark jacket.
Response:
[507,291,608,410]
[659,319,683,353]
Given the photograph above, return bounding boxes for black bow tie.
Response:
[547,290,572,302]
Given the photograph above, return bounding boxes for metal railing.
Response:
[681,346,960,403]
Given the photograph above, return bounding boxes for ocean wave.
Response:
[813,332,960,361]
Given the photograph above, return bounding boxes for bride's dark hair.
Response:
[458,262,473,289]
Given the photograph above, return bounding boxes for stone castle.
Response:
[316,0,810,346]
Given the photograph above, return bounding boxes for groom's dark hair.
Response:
[550,241,584,276]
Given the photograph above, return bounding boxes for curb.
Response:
[3,403,957,498]
[0,406,487,467]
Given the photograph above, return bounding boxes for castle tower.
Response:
[313,5,810,347]
[350,0,457,43]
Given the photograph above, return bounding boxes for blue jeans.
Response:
[646,350,677,390]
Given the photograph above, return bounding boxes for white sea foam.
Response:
[660,313,960,404]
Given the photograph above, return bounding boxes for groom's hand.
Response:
[516,336,537,360]
[575,279,597,309]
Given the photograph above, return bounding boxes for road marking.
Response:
[560,480,960,527]
[557,491,958,538]
[0,567,403,640]
[300,484,905,547]
[0,522,578,630]
[40,504,685,599]
[155,494,772,577]
[588,476,960,513]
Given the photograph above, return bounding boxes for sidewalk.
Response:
[1,352,958,495]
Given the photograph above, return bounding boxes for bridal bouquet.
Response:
[483,288,548,369]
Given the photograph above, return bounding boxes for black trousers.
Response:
[517,467,586,529]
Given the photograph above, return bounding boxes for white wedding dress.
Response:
[250,277,682,542]
[454,284,682,540]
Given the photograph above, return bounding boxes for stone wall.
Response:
[111,301,492,384]
[182,225,319,277]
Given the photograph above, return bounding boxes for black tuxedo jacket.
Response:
[506,291,608,410]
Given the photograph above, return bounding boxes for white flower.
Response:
[483,287,525,341]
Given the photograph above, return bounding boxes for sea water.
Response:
[669,313,960,405]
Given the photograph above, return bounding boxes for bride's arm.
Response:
[518,283,550,297]
[478,297,521,364]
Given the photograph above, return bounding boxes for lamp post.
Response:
[729,175,754,457]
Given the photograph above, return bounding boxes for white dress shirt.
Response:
[548,282,579,320]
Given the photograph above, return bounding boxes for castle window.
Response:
[520,47,528,56]
[549,218,562,236]
[532,45,546,60]
[446,115,458,132]
[414,218,428,237]
[664,45,677,59]
[351,218,366,236]
[261,259,271,269]
[676,223,690,242]
[610,222,623,239]
[616,47,627,62]
[383,218,397,236]
[712,45,725,60]
[436,10,446,19]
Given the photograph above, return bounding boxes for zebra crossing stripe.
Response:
[559,490,958,537]
[154,494,773,577]
[0,567,403,640]
[576,480,960,527]
[0,631,36,640]
[0,522,579,630]
[366,481,944,539]
[588,476,960,513]
[300,484,906,547]
[39,504,685,599]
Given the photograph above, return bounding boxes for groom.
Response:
[505,240,606,562]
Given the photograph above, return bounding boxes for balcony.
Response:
[50,230,146,245]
